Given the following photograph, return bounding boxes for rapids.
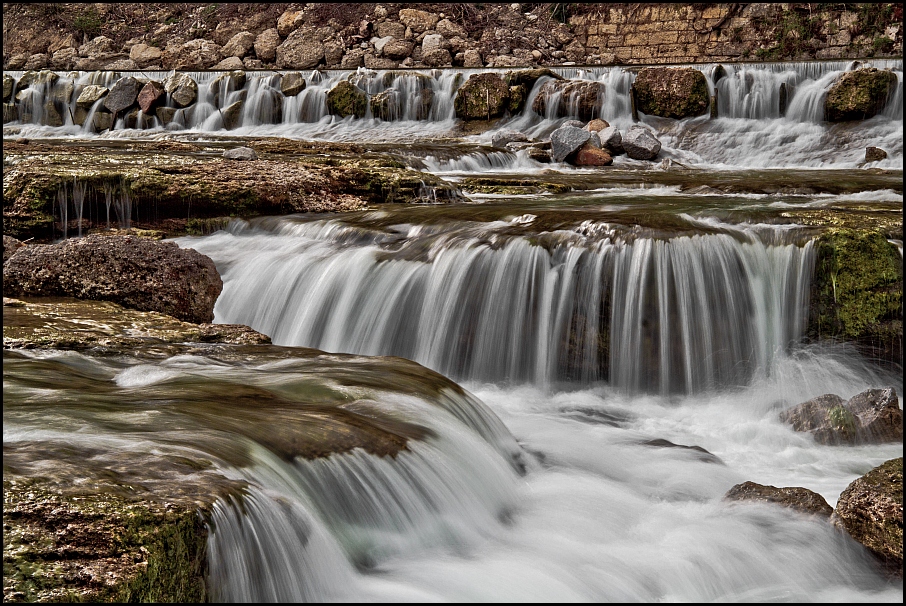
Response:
[3,58,903,602]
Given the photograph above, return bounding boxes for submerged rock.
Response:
[326,81,367,118]
[622,126,662,160]
[831,458,903,578]
[779,388,903,445]
[865,146,888,162]
[632,67,710,119]
[2,234,222,323]
[531,79,606,121]
[825,68,897,122]
[724,481,833,517]
[454,72,510,121]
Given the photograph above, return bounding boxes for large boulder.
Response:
[170,40,222,70]
[825,68,898,122]
[326,81,367,118]
[220,100,245,130]
[279,72,306,97]
[276,28,325,70]
[254,28,281,62]
[383,39,414,61]
[103,77,142,115]
[831,458,903,578]
[454,73,510,121]
[78,35,115,58]
[3,235,25,265]
[622,126,662,160]
[491,129,529,149]
[164,73,198,108]
[632,67,710,119]
[573,144,613,166]
[137,81,165,114]
[550,125,591,162]
[399,9,439,34]
[129,43,163,68]
[724,481,833,517]
[370,89,400,121]
[505,68,563,90]
[779,388,903,445]
[75,85,108,109]
[598,125,624,155]
[865,146,888,162]
[221,31,256,59]
[2,235,222,324]
[531,80,605,121]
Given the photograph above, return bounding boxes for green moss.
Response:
[825,69,898,122]
[827,404,857,438]
[326,81,367,119]
[632,68,709,119]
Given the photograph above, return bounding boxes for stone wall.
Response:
[2,3,902,72]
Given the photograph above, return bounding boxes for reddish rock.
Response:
[573,144,613,166]
[137,81,165,114]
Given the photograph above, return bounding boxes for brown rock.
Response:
[825,68,898,122]
[865,146,888,162]
[3,235,25,265]
[454,72,510,120]
[276,28,325,70]
[573,144,613,166]
[423,48,453,67]
[399,9,439,34]
[129,43,163,68]
[633,67,710,119]
[779,388,902,445]
[277,9,305,37]
[279,72,306,97]
[103,77,143,115]
[532,80,606,121]
[724,481,833,517]
[137,81,165,114]
[221,31,256,58]
[78,36,115,58]
[585,118,610,132]
[254,28,281,62]
[383,39,415,61]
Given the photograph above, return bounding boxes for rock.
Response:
[585,118,609,132]
[2,235,222,324]
[463,49,483,68]
[436,18,468,39]
[423,48,453,68]
[364,53,398,70]
[532,80,606,121]
[254,28,281,62]
[276,29,325,70]
[825,68,898,122]
[831,458,903,578]
[164,73,198,108]
[573,144,613,166]
[622,126,662,160]
[724,481,833,517]
[527,147,551,163]
[3,235,25,265]
[92,111,114,132]
[370,89,400,121]
[103,77,142,115]
[383,39,415,61]
[865,146,888,162]
[375,21,406,40]
[454,73,510,121]
[51,47,77,70]
[551,125,591,162]
[845,388,903,443]
[399,9,439,34]
[223,146,257,160]
[506,68,564,90]
[210,71,247,99]
[212,56,245,71]
[78,35,115,57]
[124,108,155,129]
[18,70,58,89]
[24,54,49,70]
[3,74,14,102]
[137,81,165,114]
[75,85,109,109]
[280,72,306,97]
[220,100,245,130]
[422,34,445,55]
[156,106,178,126]
[3,103,17,124]
[326,81,367,118]
[129,43,162,68]
[6,54,28,69]
[277,9,305,37]
[779,388,902,445]
[104,58,139,71]
[632,67,710,119]
[778,393,851,444]
[598,126,624,155]
[491,129,530,149]
[221,31,256,58]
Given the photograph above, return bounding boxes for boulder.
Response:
[573,144,613,167]
[221,31,256,58]
[104,58,139,71]
[454,73,510,121]
[2,235,223,324]
[622,126,662,160]
[254,28,281,62]
[436,18,468,40]
[223,146,257,160]
[865,146,888,162]
[370,89,400,121]
[51,47,78,70]
[422,34,445,55]
[155,106,178,126]
[78,35,115,58]
[220,100,245,130]
[92,111,114,132]
[531,80,606,121]
[164,73,198,108]
[103,77,142,115]
[399,9,439,34]
[137,81,165,114]
[124,108,155,130]
[423,48,453,68]
[598,125,624,155]
[527,147,551,163]
[210,71,247,98]
[551,125,591,162]
[277,9,305,37]
[779,388,902,445]
[75,85,109,109]
[831,458,903,578]
[129,43,163,68]
[585,118,609,132]
[18,70,58,89]
[845,388,903,443]
[724,481,833,517]
[375,21,406,40]
[491,129,529,149]
[24,54,49,70]
[6,54,28,69]
[3,74,14,102]
[463,49,483,68]
[825,68,897,122]
[212,56,245,71]
[505,68,563,90]
[383,39,415,61]
[280,72,306,97]
[632,67,710,119]
[3,235,25,265]
[171,40,222,70]
[276,29,325,70]
[778,393,851,444]
[326,81,367,118]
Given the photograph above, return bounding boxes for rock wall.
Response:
[2,3,902,72]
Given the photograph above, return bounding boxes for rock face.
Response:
[779,388,903,445]
[632,67,710,119]
[103,76,142,115]
[2,235,222,324]
[454,73,510,121]
[532,80,606,121]
[831,458,903,578]
[622,126,662,160]
[551,125,591,162]
[724,481,834,517]
[825,68,898,122]
[326,81,367,118]
[3,235,24,264]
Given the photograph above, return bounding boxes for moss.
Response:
[632,68,709,119]
[827,404,857,439]
[326,81,367,119]
[825,68,898,122]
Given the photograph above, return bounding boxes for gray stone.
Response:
[164,73,198,108]
[103,77,142,115]
[491,129,529,149]
[220,102,245,131]
[422,34,445,55]
[370,88,400,121]
[76,85,109,109]
[551,125,591,162]
[598,125,624,155]
[280,72,306,97]
[622,126,662,160]
[155,106,178,126]
[210,71,247,99]
[223,146,258,160]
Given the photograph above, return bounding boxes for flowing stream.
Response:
[3,60,904,601]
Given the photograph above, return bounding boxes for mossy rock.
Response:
[454,73,510,121]
[326,80,367,119]
[825,68,897,122]
[808,228,903,367]
[632,67,709,119]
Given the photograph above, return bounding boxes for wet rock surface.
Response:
[779,388,903,445]
[632,67,710,119]
[724,481,834,517]
[825,68,898,122]
[622,125,662,160]
[454,72,510,121]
